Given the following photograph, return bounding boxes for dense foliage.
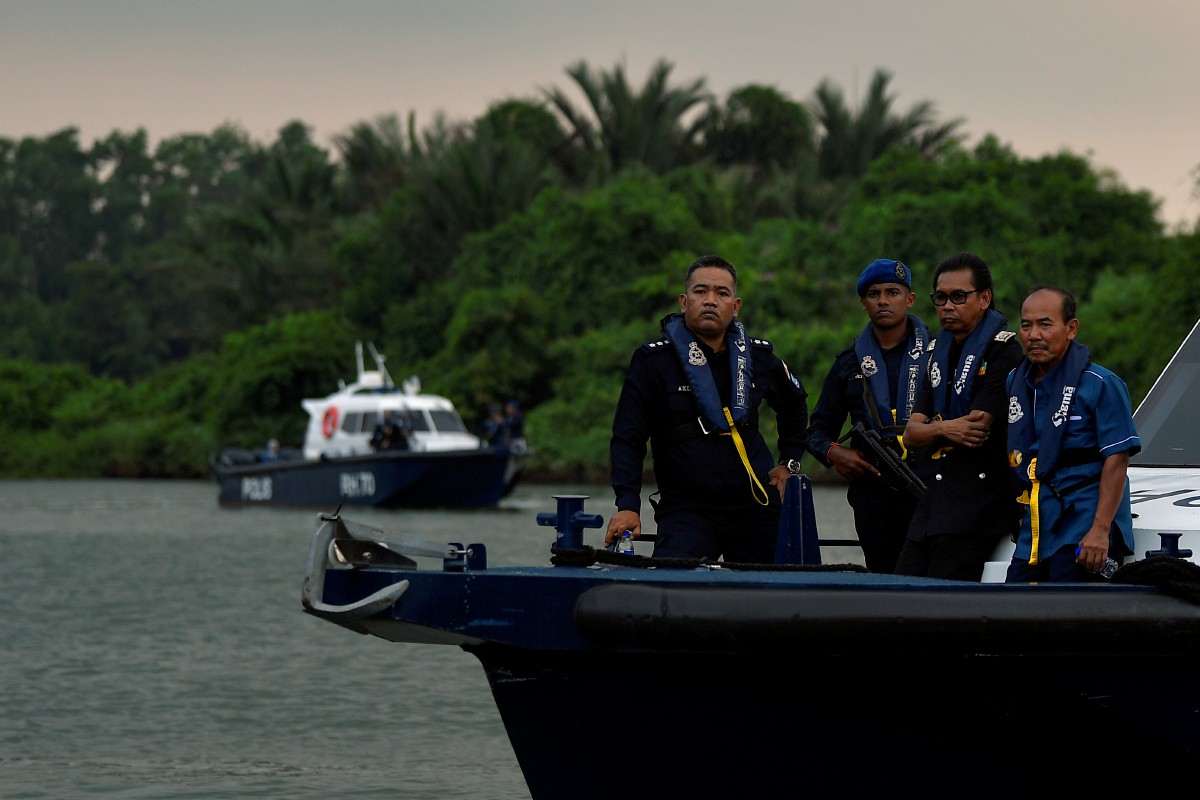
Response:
[1,60,1196,480]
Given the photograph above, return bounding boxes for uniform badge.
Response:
[930,361,942,388]
[953,355,975,396]
[1008,396,1023,423]
[894,262,906,280]
[1051,386,1075,428]
[783,361,801,389]
[860,355,878,377]
[1008,449,1023,468]
[687,341,707,366]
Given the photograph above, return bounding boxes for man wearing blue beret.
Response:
[806,258,931,573]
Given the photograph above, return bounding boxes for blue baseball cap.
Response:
[856,259,912,296]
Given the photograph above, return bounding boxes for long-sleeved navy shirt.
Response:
[610,332,808,515]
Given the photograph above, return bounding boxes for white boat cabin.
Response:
[301,343,481,460]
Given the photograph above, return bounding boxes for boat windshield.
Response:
[429,409,468,434]
[1132,320,1200,467]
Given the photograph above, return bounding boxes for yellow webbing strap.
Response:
[1027,457,1041,564]
[928,413,949,460]
[892,408,909,460]
[723,406,770,506]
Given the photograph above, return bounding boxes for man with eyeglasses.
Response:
[895,252,1024,581]
[806,258,930,573]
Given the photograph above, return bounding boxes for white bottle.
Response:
[617,531,635,555]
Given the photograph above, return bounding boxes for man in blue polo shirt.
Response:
[1005,285,1141,582]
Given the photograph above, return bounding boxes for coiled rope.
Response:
[1113,556,1200,605]
[551,546,868,573]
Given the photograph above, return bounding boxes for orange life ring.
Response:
[322,407,339,438]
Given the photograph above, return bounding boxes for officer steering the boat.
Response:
[605,255,809,562]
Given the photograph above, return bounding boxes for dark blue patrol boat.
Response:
[302,322,1200,797]
[303,491,1200,797]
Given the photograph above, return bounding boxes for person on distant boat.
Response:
[397,410,414,447]
[605,254,809,562]
[1004,286,1141,582]
[806,259,931,574]
[482,403,509,447]
[504,399,525,441]
[260,438,281,462]
[371,409,410,451]
[895,252,1024,581]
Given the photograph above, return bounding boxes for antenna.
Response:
[367,342,396,389]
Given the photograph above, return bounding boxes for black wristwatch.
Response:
[779,458,802,475]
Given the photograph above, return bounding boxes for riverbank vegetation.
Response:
[2,60,1196,480]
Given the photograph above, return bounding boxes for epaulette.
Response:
[994,330,1017,343]
[640,338,671,352]
[750,337,774,350]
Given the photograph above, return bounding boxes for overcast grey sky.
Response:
[3,0,1197,226]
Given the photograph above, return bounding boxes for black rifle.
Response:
[839,422,927,501]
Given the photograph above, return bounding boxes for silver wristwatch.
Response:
[780,458,802,475]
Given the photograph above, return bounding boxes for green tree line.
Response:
[1,59,1196,480]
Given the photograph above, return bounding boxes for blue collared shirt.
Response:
[1009,361,1141,562]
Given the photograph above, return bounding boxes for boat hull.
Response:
[313,559,1200,796]
[212,446,524,509]
[478,646,1193,797]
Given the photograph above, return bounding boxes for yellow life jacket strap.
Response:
[723,406,770,507]
[928,413,950,460]
[892,408,909,460]
[1026,456,1041,564]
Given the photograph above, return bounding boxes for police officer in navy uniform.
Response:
[807,258,930,574]
[896,252,1025,581]
[606,255,809,563]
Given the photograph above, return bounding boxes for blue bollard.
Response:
[536,495,604,551]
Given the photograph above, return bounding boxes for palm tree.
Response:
[811,69,964,182]
[332,114,411,212]
[544,59,712,181]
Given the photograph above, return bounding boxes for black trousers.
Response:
[1006,541,1122,583]
[894,532,1003,582]
[651,501,779,563]
[847,479,919,574]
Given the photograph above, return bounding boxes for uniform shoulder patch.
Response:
[750,337,774,350]
[994,330,1017,343]
[639,338,671,352]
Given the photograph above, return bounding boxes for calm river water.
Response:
[0,478,858,799]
